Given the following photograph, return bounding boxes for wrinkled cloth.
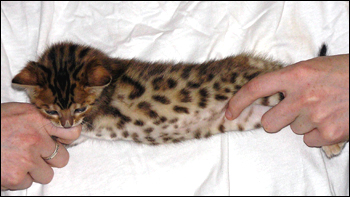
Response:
[1,1,349,195]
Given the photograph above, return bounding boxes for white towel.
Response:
[1,1,348,195]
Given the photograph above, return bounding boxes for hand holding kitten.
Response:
[1,102,81,190]
[226,54,349,155]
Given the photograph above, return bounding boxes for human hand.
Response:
[1,102,82,191]
[225,54,349,155]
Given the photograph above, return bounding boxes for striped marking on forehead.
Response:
[42,43,92,109]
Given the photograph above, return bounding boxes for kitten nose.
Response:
[63,121,72,128]
[60,109,73,128]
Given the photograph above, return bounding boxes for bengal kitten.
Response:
[12,42,345,158]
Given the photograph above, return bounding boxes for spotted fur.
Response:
[12,42,344,158]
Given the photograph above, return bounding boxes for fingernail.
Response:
[225,110,233,120]
[263,126,269,132]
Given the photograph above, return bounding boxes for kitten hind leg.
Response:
[322,142,347,158]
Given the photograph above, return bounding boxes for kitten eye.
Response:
[74,107,87,113]
[45,110,59,115]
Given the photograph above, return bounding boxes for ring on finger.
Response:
[43,141,59,160]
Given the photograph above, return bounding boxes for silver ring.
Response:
[43,141,59,160]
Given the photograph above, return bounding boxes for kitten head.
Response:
[12,42,112,128]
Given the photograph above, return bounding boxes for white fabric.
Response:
[1,1,349,195]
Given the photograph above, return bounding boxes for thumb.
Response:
[45,123,82,144]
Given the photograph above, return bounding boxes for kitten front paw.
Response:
[321,142,347,158]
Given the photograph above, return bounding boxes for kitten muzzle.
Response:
[60,109,74,128]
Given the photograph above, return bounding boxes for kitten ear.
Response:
[12,61,46,99]
[12,61,45,89]
[85,58,112,88]
[84,58,111,96]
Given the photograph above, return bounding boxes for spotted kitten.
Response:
[12,42,345,158]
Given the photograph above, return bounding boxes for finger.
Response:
[303,128,327,147]
[41,140,69,168]
[260,97,299,133]
[316,117,349,145]
[45,124,82,143]
[226,70,287,120]
[304,128,348,148]
[289,110,316,135]
[56,137,75,145]
[3,174,34,191]
[28,160,54,184]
